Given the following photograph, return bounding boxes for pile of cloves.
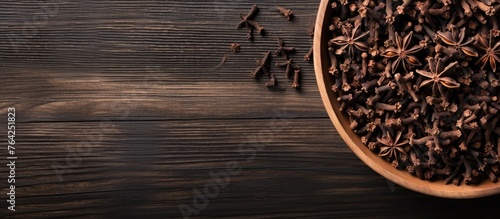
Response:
[327,0,500,185]
[234,4,308,89]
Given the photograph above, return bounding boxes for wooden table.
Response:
[1,1,499,218]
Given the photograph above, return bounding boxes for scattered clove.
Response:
[304,47,313,61]
[266,74,277,87]
[275,37,296,59]
[230,43,241,52]
[250,51,271,78]
[275,6,294,21]
[276,58,299,78]
[237,5,264,40]
[292,69,301,89]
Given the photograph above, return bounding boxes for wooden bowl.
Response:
[313,0,500,199]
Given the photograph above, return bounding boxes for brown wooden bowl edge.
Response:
[313,0,500,199]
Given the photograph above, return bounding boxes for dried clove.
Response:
[326,0,500,185]
[275,6,294,20]
[275,37,296,59]
[230,43,241,52]
[304,47,314,61]
[292,69,301,89]
[265,74,277,87]
[250,51,271,78]
[237,5,264,40]
[276,58,299,78]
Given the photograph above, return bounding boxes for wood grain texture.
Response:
[0,0,499,218]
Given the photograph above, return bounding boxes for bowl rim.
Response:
[313,0,500,199]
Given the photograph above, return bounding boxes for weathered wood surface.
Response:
[1,0,499,218]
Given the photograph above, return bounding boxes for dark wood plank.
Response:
[4,119,500,218]
[1,0,500,218]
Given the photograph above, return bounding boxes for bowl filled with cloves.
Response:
[314,0,500,198]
